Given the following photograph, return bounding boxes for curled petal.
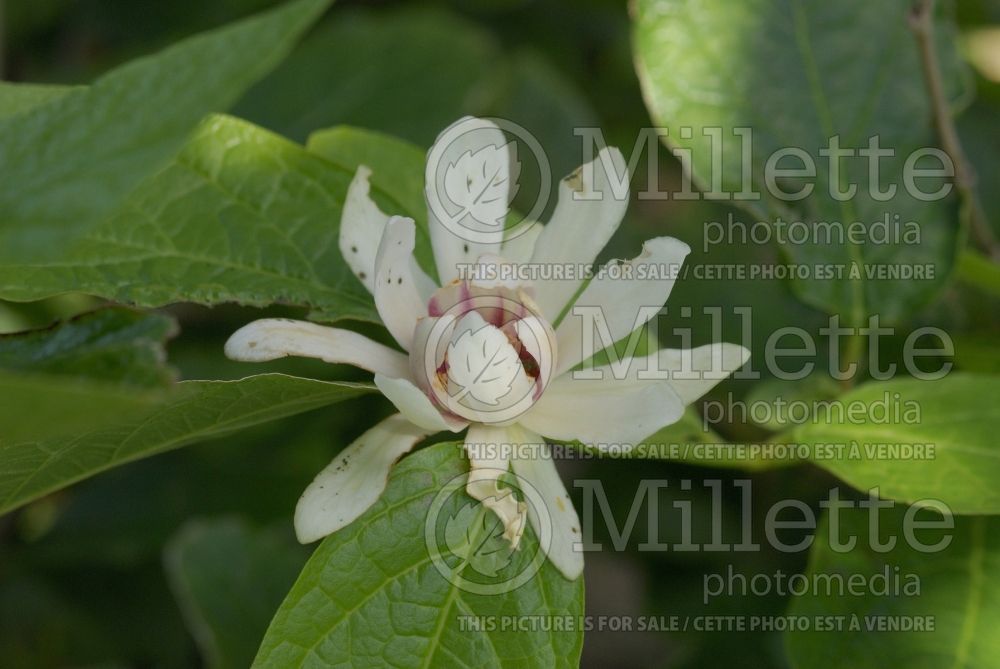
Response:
[294,414,425,543]
[530,147,629,321]
[374,373,467,433]
[630,343,751,405]
[425,117,511,283]
[518,373,684,446]
[374,217,435,351]
[464,423,527,548]
[224,318,409,379]
[555,236,690,376]
[509,427,583,580]
[339,166,390,294]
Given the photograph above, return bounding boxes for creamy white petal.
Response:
[554,236,690,376]
[467,253,524,291]
[508,428,583,580]
[518,373,684,445]
[500,222,542,265]
[425,117,511,283]
[408,314,457,395]
[224,318,409,379]
[294,414,425,543]
[515,315,557,395]
[339,166,389,294]
[464,423,527,548]
[530,147,629,320]
[649,343,751,405]
[374,216,433,351]
[374,373,467,433]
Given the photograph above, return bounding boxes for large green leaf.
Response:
[0,115,383,322]
[786,508,1000,668]
[166,518,309,669]
[0,0,330,257]
[0,82,76,120]
[0,374,371,516]
[307,125,436,277]
[0,307,178,441]
[236,7,498,146]
[793,374,1000,514]
[254,441,585,668]
[633,0,967,322]
[0,307,176,386]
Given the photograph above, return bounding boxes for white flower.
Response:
[224,117,749,580]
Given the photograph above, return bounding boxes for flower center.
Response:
[410,280,556,424]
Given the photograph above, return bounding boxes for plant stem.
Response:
[909,0,999,259]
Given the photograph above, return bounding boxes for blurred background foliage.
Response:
[0,0,997,667]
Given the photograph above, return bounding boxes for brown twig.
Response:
[909,0,999,260]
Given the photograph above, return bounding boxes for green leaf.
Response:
[307,124,437,277]
[0,307,177,387]
[254,442,584,668]
[0,82,77,120]
[235,6,499,146]
[0,115,380,323]
[166,518,309,669]
[786,508,1000,668]
[0,307,178,441]
[793,374,1000,514]
[633,0,968,322]
[0,0,331,258]
[0,373,371,516]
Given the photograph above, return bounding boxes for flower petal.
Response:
[374,373,467,433]
[509,428,583,580]
[530,147,629,320]
[374,216,435,351]
[554,236,690,376]
[464,423,527,548]
[409,313,457,394]
[500,222,542,265]
[425,117,510,283]
[224,318,409,379]
[652,343,751,405]
[518,373,684,445]
[339,166,390,294]
[294,414,425,543]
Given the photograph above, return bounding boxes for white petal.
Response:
[425,117,510,283]
[224,318,409,379]
[374,373,467,433]
[500,222,542,265]
[464,423,526,548]
[530,147,629,320]
[519,373,683,445]
[508,429,583,580]
[374,217,434,351]
[294,414,425,543]
[408,314,457,394]
[467,253,523,291]
[515,315,556,394]
[339,166,389,294]
[554,236,690,376]
[653,343,751,405]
